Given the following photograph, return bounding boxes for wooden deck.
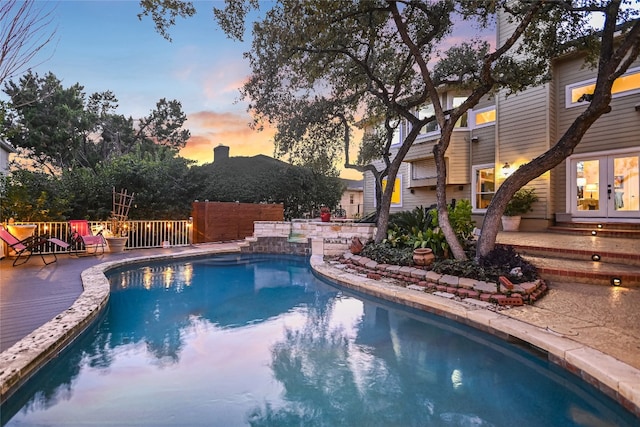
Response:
[0,247,215,352]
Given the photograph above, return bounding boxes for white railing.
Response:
[6,220,193,254]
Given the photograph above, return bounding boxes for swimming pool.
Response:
[1,254,636,426]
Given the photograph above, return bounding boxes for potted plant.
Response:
[104,188,134,252]
[103,217,129,252]
[502,187,538,231]
[320,206,331,222]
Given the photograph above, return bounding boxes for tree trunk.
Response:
[372,126,423,243]
[434,144,467,260]
[373,166,397,243]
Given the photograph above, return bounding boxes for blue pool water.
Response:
[2,254,636,426]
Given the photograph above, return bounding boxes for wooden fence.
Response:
[191,202,284,243]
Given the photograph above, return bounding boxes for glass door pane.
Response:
[575,160,601,213]
[609,155,639,216]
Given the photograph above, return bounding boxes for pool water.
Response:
[2,254,636,426]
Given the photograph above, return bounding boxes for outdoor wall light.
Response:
[591,254,601,262]
[502,162,511,177]
[471,136,479,143]
[611,278,622,286]
[591,230,597,235]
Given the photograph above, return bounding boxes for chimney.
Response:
[213,144,229,163]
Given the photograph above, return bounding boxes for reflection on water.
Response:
[2,254,636,426]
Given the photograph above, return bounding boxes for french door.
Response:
[571,151,639,219]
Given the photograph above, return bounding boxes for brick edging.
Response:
[340,252,548,306]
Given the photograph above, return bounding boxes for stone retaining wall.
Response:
[340,252,548,306]
[241,237,310,256]
[252,220,376,256]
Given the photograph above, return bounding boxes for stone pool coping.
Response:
[1,248,638,419]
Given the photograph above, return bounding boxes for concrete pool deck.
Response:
[1,238,639,418]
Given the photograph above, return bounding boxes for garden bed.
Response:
[335,252,548,306]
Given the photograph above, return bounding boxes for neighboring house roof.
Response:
[204,153,292,174]
[340,178,364,191]
[0,139,17,154]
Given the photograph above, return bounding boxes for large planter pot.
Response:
[106,236,128,253]
[501,215,522,232]
[320,212,331,222]
[413,248,435,266]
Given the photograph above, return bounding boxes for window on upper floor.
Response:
[451,96,469,128]
[418,103,438,134]
[472,164,495,211]
[411,158,437,180]
[471,107,496,128]
[390,119,403,146]
[415,94,469,135]
[566,67,640,108]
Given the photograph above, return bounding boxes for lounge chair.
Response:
[69,220,105,256]
[0,225,70,266]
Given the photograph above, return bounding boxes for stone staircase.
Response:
[496,224,640,287]
[548,221,640,239]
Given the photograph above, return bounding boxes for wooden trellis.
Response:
[112,188,135,222]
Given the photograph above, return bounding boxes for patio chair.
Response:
[69,220,105,256]
[0,225,70,266]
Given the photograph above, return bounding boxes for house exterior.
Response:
[338,179,364,219]
[0,138,15,174]
[0,139,16,258]
[363,20,640,230]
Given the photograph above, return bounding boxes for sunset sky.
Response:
[14,1,369,178]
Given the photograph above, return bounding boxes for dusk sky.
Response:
[5,2,623,181]
[13,1,358,175]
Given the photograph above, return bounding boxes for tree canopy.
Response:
[139,0,640,258]
[189,154,344,220]
[3,71,190,173]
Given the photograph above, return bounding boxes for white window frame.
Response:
[416,103,439,136]
[472,163,496,212]
[413,93,470,137]
[450,95,469,129]
[390,119,404,147]
[470,106,496,129]
[565,66,640,108]
[375,174,403,208]
[410,158,437,180]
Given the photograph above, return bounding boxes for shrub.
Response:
[388,205,434,235]
[432,259,504,283]
[449,199,475,241]
[360,242,414,266]
[386,201,475,259]
[504,187,538,216]
[478,245,538,283]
